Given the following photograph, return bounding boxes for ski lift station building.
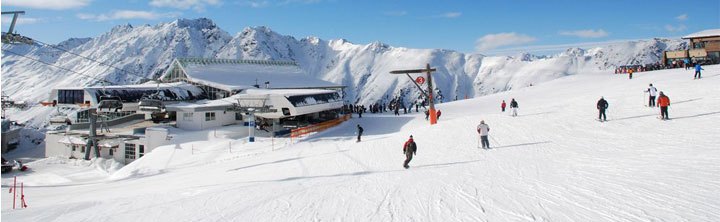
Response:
[44,58,346,163]
[159,58,345,131]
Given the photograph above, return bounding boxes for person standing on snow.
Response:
[694,63,704,79]
[501,100,507,112]
[356,124,364,142]
[646,84,658,107]
[657,92,671,120]
[436,110,442,120]
[510,98,519,117]
[597,97,609,122]
[424,110,429,120]
[628,68,634,79]
[402,135,417,169]
[476,120,491,149]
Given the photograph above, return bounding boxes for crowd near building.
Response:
[664,29,720,67]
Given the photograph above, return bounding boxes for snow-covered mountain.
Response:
[2,18,685,113]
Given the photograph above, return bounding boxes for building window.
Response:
[81,145,85,153]
[205,112,216,121]
[183,112,194,121]
[138,145,145,158]
[235,112,243,120]
[58,90,84,104]
[109,148,114,156]
[125,143,136,159]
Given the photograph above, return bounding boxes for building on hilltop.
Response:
[664,29,720,65]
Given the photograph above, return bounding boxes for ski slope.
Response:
[3,66,720,221]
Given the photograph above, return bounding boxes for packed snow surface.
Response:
[2,66,720,221]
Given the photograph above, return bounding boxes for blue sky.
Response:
[2,0,719,55]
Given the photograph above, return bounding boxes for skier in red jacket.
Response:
[501,100,506,112]
[402,136,417,169]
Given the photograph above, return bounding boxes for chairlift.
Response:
[138,99,164,112]
[97,95,123,113]
[138,83,165,113]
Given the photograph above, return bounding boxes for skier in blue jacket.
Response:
[694,63,704,79]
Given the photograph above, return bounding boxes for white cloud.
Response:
[149,0,222,11]
[3,0,91,10]
[76,10,181,22]
[559,29,609,38]
[436,12,462,18]
[1,16,42,25]
[238,0,270,8]
[665,24,687,32]
[676,14,688,21]
[475,32,537,52]
[384,11,408,16]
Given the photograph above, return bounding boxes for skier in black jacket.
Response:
[356,124,364,142]
[597,97,609,122]
[509,98,519,117]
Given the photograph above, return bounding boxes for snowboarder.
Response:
[510,98,519,117]
[597,97,609,122]
[394,105,400,116]
[646,84,658,107]
[356,124,364,142]
[436,110,442,120]
[657,92,670,120]
[628,68,634,79]
[476,120,490,149]
[402,135,417,169]
[358,108,363,118]
[694,63,704,79]
[424,110,429,120]
[501,100,506,112]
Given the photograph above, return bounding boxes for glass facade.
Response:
[58,90,84,104]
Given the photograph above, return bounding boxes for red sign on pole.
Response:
[415,76,426,85]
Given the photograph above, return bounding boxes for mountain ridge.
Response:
[2,17,685,109]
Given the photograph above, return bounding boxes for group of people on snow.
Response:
[500,99,519,116]
[597,82,673,122]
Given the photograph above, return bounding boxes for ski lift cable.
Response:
[26,37,196,97]
[2,48,112,85]
[2,48,240,107]
[2,48,200,102]
[31,38,151,82]
[5,44,255,108]
[28,38,235,104]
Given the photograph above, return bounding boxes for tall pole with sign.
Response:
[425,64,437,124]
[389,63,438,125]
